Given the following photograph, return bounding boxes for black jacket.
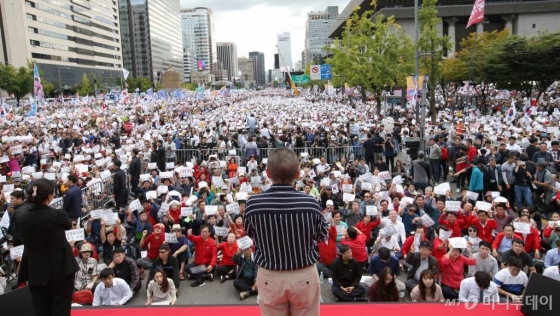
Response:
[15,205,79,286]
[129,156,142,178]
[7,202,32,246]
[330,257,362,288]
[148,255,180,288]
[405,253,439,280]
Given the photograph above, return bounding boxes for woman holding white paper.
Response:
[215,233,238,283]
[145,268,176,305]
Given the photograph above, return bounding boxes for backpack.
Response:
[441,147,449,161]
[125,245,141,260]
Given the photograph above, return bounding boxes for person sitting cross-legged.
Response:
[404,241,440,293]
[440,244,477,300]
[369,267,399,302]
[330,245,367,302]
[145,268,177,305]
[92,268,133,306]
[494,256,528,303]
[147,244,180,291]
[107,247,141,294]
[185,225,217,287]
[233,246,258,300]
[459,271,499,303]
[365,247,405,298]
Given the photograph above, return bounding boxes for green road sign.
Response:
[291,75,309,84]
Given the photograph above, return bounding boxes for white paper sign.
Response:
[148,163,157,170]
[434,183,451,195]
[10,245,24,260]
[342,184,353,193]
[89,209,103,219]
[378,171,391,180]
[0,176,6,183]
[226,202,240,214]
[236,236,253,249]
[3,184,14,193]
[439,229,452,241]
[65,229,85,242]
[513,222,531,234]
[181,207,193,217]
[129,199,143,211]
[449,237,468,249]
[32,172,43,179]
[100,170,111,180]
[165,162,175,170]
[0,156,9,163]
[445,201,461,212]
[214,226,229,237]
[102,210,118,225]
[401,197,415,205]
[205,205,218,216]
[323,211,332,222]
[361,182,372,191]
[157,185,169,194]
[466,191,479,201]
[366,205,378,216]
[490,191,500,198]
[343,193,356,202]
[10,145,22,155]
[212,176,225,188]
[421,214,435,227]
[380,225,397,237]
[475,201,492,211]
[11,171,21,179]
[320,178,330,187]
[160,172,173,179]
[549,221,560,228]
[179,167,193,177]
[238,167,246,175]
[335,225,346,235]
[159,202,170,214]
[165,233,178,243]
[44,173,56,180]
[240,183,251,193]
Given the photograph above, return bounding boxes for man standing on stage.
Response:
[244,148,328,316]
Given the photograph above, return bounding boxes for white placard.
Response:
[332,171,341,178]
[102,210,118,225]
[323,211,332,222]
[547,126,559,133]
[378,171,391,180]
[343,193,356,202]
[320,178,330,187]
[212,176,225,188]
[165,162,175,169]
[100,170,111,180]
[316,165,326,173]
[445,201,461,212]
[140,174,151,181]
[157,185,169,194]
[335,225,346,235]
[549,221,560,227]
[475,201,492,211]
[380,225,397,237]
[421,214,435,227]
[361,182,372,191]
[159,202,170,214]
[32,172,43,179]
[65,229,85,242]
[493,196,508,203]
[0,156,9,163]
[129,199,143,212]
[61,167,71,173]
[490,191,500,198]
[513,222,531,234]
[10,145,22,155]
[214,226,229,237]
[240,183,251,193]
[448,237,468,249]
[189,265,207,274]
[366,205,378,216]
[434,183,451,195]
[0,176,6,183]
[439,229,452,241]
[181,207,193,217]
[89,209,103,219]
[205,205,218,216]
[179,167,193,177]
[236,192,248,201]
[44,173,56,180]
[11,171,22,179]
[342,184,353,193]
[148,162,157,170]
[401,197,415,205]
[226,202,240,214]
[238,167,246,175]
[466,191,479,201]
[10,245,24,260]
[3,184,14,193]
[236,236,253,249]
[250,176,261,184]
[164,233,178,243]
[159,172,173,179]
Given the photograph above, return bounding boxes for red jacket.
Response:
[433,238,447,265]
[543,225,554,239]
[341,233,368,263]
[521,227,541,253]
[467,146,477,162]
[401,235,430,257]
[355,218,381,242]
[438,213,466,238]
[492,232,522,251]
[188,235,218,267]
[318,226,338,266]
[467,216,498,243]
[142,233,165,260]
[441,255,476,289]
[217,242,238,266]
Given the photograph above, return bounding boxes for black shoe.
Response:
[355,297,368,302]
[190,279,206,287]
[205,273,214,282]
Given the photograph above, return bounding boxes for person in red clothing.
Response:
[341,227,368,269]
[542,212,560,241]
[317,225,338,278]
[354,214,381,250]
[491,225,520,259]
[215,232,239,283]
[401,226,430,259]
[516,215,542,259]
[440,244,477,299]
[433,226,450,265]
[438,209,466,238]
[466,208,498,243]
[185,225,217,287]
[226,213,246,239]
[167,200,182,223]
[137,223,166,269]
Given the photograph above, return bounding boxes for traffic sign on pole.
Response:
[320,64,332,80]
[310,65,321,80]
[291,75,309,84]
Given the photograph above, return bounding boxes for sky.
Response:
[180,0,351,70]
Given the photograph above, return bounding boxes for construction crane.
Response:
[276,45,299,96]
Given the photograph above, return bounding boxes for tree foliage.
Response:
[77,73,93,96]
[126,76,153,92]
[0,63,34,103]
[326,4,413,107]
[181,82,199,91]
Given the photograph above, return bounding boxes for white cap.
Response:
[326,200,334,206]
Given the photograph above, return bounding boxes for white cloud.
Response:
[180,0,349,70]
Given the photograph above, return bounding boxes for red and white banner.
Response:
[467,0,485,29]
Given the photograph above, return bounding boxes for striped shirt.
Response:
[243,184,329,271]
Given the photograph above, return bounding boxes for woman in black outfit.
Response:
[15,179,79,316]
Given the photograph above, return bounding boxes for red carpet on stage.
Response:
[72,303,524,316]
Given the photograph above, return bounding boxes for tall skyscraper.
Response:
[119,0,183,84]
[216,42,237,81]
[180,7,216,83]
[305,6,339,67]
[0,0,122,85]
[276,32,292,71]
[238,57,255,83]
[248,51,265,86]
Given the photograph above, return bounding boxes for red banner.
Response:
[467,0,485,29]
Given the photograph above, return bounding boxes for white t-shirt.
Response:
[506,143,522,154]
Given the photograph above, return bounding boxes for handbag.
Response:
[72,289,93,305]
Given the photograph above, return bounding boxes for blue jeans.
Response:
[429,159,440,183]
[514,185,533,210]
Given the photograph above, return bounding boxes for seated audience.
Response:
[459,271,499,303]
[233,246,258,300]
[92,268,133,306]
[410,269,445,302]
[440,244,477,299]
[108,247,141,293]
[494,257,528,303]
[341,227,368,269]
[366,247,405,294]
[468,241,499,277]
[500,239,536,274]
[74,243,99,292]
[317,225,338,279]
[146,268,177,305]
[330,245,367,302]
[369,267,399,302]
[185,225,217,287]
[147,244,180,290]
[216,233,239,283]
[405,241,440,292]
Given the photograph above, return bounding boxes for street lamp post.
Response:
[414,0,420,126]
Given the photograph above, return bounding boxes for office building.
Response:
[119,0,183,84]
[329,0,560,58]
[276,32,292,71]
[248,51,265,86]
[305,6,338,67]
[181,7,216,82]
[216,42,237,81]
[238,56,255,83]
[0,0,123,86]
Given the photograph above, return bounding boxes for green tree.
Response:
[418,0,452,123]
[0,64,34,104]
[272,80,279,88]
[181,82,198,90]
[248,82,255,89]
[326,4,413,107]
[78,73,94,96]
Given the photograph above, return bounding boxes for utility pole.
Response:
[420,79,428,152]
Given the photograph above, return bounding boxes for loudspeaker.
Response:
[405,137,420,149]
[0,286,35,315]
[521,272,559,316]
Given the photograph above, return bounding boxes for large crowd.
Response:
[1,85,560,306]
